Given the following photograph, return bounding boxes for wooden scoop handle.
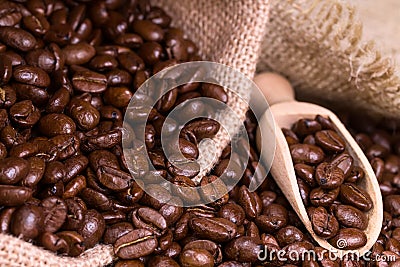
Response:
[253,72,296,106]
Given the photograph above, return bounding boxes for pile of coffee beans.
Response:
[283,115,373,249]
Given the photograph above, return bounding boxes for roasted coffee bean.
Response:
[0,56,12,85]
[114,229,158,259]
[238,185,261,219]
[315,130,345,152]
[13,65,50,88]
[0,185,32,206]
[42,161,65,184]
[0,26,36,51]
[10,204,43,241]
[0,85,16,108]
[103,86,133,108]
[329,228,367,249]
[169,175,201,205]
[200,83,228,104]
[67,97,100,130]
[63,155,89,183]
[276,226,304,247]
[40,196,67,233]
[38,232,69,254]
[0,157,29,184]
[180,248,214,267]
[138,42,164,66]
[290,144,325,165]
[315,162,344,189]
[38,113,76,137]
[218,203,246,226]
[199,175,229,206]
[45,87,70,113]
[385,195,400,216]
[9,100,41,128]
[295,163,316,187]
[14,83,49,107]
[72,69,107,93]
[80,187,112,211]
[183,240,222,264]
[283,241,314,264]
[132,20,164,42]
[57,231,85,257]
[292,119,322,137]
[181,119,220,143]
[104,222,134,245]
[107,69,133,86]
[256,203,288,232]
[0,207,15,234]
[224,236,263,263]
[167,154,200,178]
[148,255,179,267]
[77,209,105,248]
[63,175,86,199]
[339,183,373,211]
[189,217,237,242]
[132,207,167,236]
[118,52,145,74]
[308,206,339,238]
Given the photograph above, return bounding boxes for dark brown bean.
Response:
[189,217,237,242]
[339,183,373,211]
[290,144,325,165]
[315,130,345,152]
[114,229,158,259]
[329,228,367,249]
[0,26,36,51]
[10,204,43,241]
[315,162,345,189]
[308,206,339,238]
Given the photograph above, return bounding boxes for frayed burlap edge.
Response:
[0,233,115,267]
[258,0,400,119]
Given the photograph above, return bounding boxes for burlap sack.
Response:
[258,0,400,119]
[0,0,270,266]
[2,0,400,266]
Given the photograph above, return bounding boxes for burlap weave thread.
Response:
[1,0,400,266]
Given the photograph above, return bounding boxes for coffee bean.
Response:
[330,153,354,177]
[238,185,261,219]
[315,162,344,189]
[224,236,263,263]
[200,83,228,104]
[63,175,86,199]
[0,207,15,234]
[189,217,237,242]
[0,26,36,51]
[295,163,316,187]
[276,226,305,247]
[77,209,105,248]
[103,86,133,108]
[132,207,167,236]
[38,232,69,254]
[256,203,288,232]
[180,248,214,267]
[315,130,345,152]
[56,231,85,257]
[67,97,100,130]
[132,20,164,42]
[72,69,107,93]
[308,206,339,238]
[0,185,32,206]
[290,144,325,165]
[292,119,322,137]
[384,195,400,216]
[10,204,43,241]
[39,113,76,137]
[104,222,134,245]
[217,203,246,226]
[339,183,373,211]
[0,157,29,184]
[114,229,158,259]
[329,228,367,249]
[309,187,339,207]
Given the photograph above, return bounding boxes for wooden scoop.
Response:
[255,73,383,257]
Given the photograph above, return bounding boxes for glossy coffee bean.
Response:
[308,206,339,238]
[77,209,105,248]
[189,217,237,242]
[0,185,32,206]
[224,236,263,263]
[10,204,43,241]
[0,157,29,184]
[329,228,367,249]
[339,183,373,211]
[315,130,345,152]
[72,69,107,93]
[132,20,164,42]
[57,231,85,257]
[38,113,76,137]
[180,248,214,267]
[0,26,36,51]
[114,229,158,259]
[290,144,325,165]
[132,207,167,236]
[292,119,322,137]
[309,187,339,207]
[315,162,344,189]
[255,203,288,232]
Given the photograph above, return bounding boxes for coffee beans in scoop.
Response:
[283,115,373,249]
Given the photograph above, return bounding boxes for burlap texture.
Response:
[258,0,400,119]
[0,0,270,266]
